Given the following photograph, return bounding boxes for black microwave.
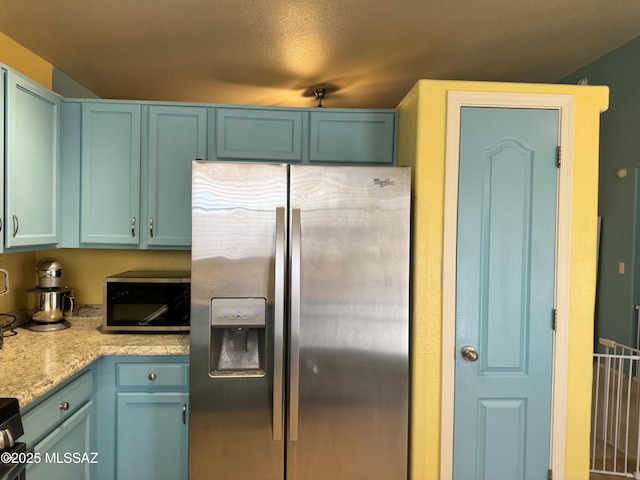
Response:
[103,271,190,332]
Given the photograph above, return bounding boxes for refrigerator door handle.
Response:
[273,207,286,441]
[289,208,301,442]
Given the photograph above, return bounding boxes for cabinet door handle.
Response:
[182,403,187,425]
[131,217,136,237]
[59,401,70,411]
[11,214,18,238]
[149,217,154,238]
[0,217,3,233]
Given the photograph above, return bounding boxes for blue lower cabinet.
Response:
[18,353,190,480]
[26,401,94,480]
[21,369,95,480]
[116,392,188,479]
[95,356,189,480]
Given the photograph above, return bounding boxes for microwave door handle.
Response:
[273,207,285,441]
[289,208,301,442]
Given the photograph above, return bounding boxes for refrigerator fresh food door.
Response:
[287,166,411,480]
[190,161,287,480]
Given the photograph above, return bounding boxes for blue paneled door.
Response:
[453,107,559,479]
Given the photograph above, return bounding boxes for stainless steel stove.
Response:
[0,398,29,480]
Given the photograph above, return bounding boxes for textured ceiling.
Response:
[1,0,640,108]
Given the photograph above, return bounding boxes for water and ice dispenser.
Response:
[209,298,266,377]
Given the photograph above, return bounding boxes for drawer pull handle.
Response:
[148,373,156,381]
[59,402,70,411]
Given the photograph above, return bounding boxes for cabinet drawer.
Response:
[216,108,303,161]
[22,370,93,446]
[117,363,189,388]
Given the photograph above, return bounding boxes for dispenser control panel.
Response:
[211,298,266,327]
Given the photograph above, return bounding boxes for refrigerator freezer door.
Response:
[190,161,287,480]
[287,166,411,480]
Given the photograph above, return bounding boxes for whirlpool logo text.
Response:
[373,178,394,188]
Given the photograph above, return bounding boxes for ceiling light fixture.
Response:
[313,88,326,107]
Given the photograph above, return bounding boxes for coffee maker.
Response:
[25,259,74,331]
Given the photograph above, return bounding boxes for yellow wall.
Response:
[0,252,39,312]
[36,249,190,305]
[397,79,609,479]
[0,32,52,89]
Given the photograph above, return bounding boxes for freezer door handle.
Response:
[273,207,286,441]
[289,208,301,442]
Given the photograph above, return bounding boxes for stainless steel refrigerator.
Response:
[189,161,410,480]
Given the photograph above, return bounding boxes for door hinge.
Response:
[556,146,561,168]
[548,468,553,480]
[552,309,557,330]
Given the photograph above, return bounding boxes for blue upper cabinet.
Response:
[309,111,396,164]
[60,99,395,250]
[74,102,206,249]
[214,107,396,165]
[0,60,397,252]
[80,102,141,245]
[215,108,303,161]
[5,71,61,248]
[144,105,207,248]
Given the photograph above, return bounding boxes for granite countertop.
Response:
[0,306,190,407]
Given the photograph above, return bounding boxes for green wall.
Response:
[563,36,640,347]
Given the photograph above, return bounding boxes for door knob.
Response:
[461,346,479,362]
